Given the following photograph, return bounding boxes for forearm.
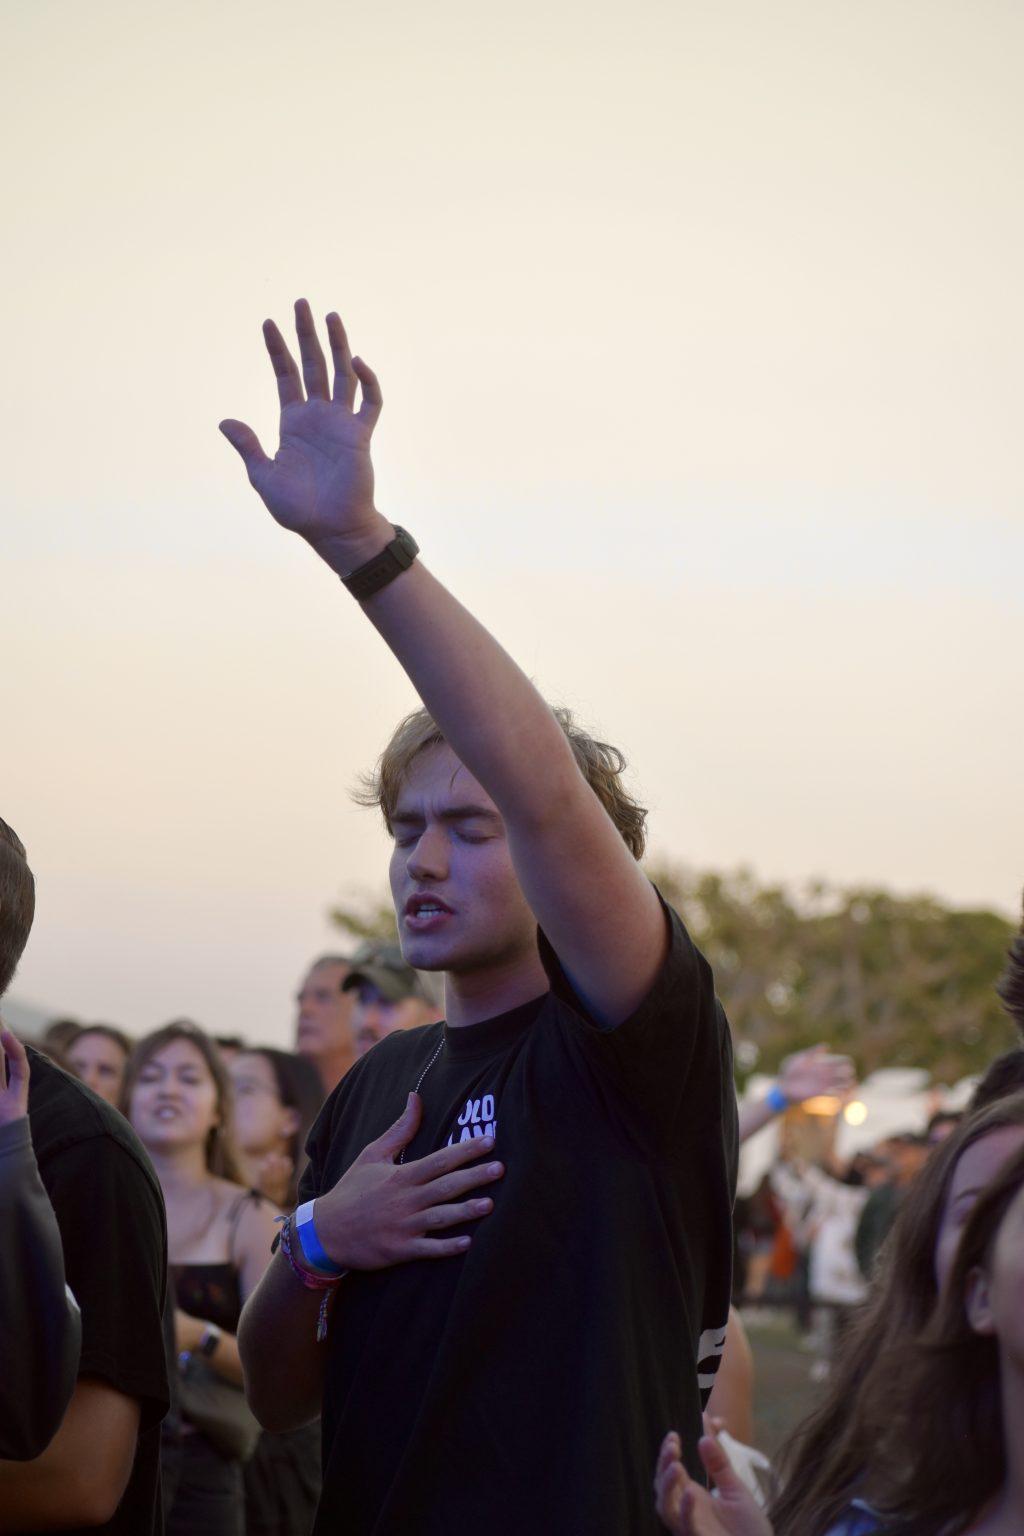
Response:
[237,1250,328,1431]
[737,1098,778,1144]
[177,1316,245,1388]
[322,523,580,825]
[0,1380,138,1531]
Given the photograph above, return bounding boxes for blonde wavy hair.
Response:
[354,705,648,861]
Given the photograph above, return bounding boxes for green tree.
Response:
[649,864,1018,1086]
[328,890,398,946]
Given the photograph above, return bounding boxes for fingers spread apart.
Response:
[294,298,331,401]
[262,318,305,409]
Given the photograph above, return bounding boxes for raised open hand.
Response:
[220,300,386,560]
[654,1430,773,1536]
[777,1044,856,1107]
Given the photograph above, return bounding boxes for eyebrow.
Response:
[390,804,502,826]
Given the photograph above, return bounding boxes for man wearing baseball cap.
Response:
[344,944,442,1058]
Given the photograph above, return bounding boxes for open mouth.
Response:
[404,894,454,930]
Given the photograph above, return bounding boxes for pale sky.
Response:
[3,0,1022,1043]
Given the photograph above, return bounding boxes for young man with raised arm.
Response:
[229,300,737,1536]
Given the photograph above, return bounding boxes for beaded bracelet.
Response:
[276,1213,347,1342]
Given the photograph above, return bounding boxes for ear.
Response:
[280,1105,301,1140]
[964,1265,996,1336]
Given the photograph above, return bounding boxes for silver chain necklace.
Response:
[398,1036,445,1165]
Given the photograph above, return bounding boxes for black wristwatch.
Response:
[341,526,419,601]
[199,1323,222,1358]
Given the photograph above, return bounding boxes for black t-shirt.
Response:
[23,1050,169,1536]
[300,895,737,1536]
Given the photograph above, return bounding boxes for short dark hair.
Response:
[969,1048,1024,1113]
[0,817,35,1000]
[996,892,1024,1038]
[70,1023,133,1060]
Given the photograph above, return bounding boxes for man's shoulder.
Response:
[27,1047,161,1194]
[538,888,717,1033]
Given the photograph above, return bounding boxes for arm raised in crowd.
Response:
[239,1094,503,1431]
[221,301,666,1027]
[737,1046,856,1144]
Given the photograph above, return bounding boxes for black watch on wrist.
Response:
[341,526,419,601]
[199,1323,222,1358]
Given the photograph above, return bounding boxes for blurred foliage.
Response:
[330,867,1018,1086]
[649,863,1018,1086]
[329,893,398,945]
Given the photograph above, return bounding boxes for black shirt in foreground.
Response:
[0,1115,81,1459]
[300,894,737,1536]
[21,1050,169,1536]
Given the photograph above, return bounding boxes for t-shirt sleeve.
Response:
[41,1137,170,1432]
[0,1118,82,1459]
[539,888,738,1160]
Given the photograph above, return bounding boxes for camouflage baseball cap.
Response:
[342,943,430,1004]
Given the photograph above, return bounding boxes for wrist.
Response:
[199,1322,223,1358]
[296,1199,348,1277]
[177,1313,203,1352]
[766,1083,790,1115]
[306,514,395,578]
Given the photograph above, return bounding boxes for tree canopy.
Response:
[649,864,1018,1085]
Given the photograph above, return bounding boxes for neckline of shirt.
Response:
[442,992,548,1060]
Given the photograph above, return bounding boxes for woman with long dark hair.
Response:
[768,1091,1024,1536]
[229,1047,324,1210]
[858,1141,1024,1532]
[656,1141,1024,1535]
[124,1021,280,1536]
[655,1092,1024,1536]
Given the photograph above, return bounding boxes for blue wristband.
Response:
[295,1201,346,1277]
[766,1083,790,1115]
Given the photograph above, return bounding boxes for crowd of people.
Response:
[3,299,1024,1536]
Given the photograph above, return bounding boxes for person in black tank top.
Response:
[124,1022,280,1536]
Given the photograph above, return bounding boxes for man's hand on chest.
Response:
[314,1091,505,1270]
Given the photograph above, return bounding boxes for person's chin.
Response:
[401,932,458,972]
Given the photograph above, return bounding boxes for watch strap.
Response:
[198,1323,222,1358]
[341,526,419,601]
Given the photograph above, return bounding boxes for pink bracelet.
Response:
[276,1214,346,1342]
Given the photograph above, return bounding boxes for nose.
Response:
[407,824,449,883]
